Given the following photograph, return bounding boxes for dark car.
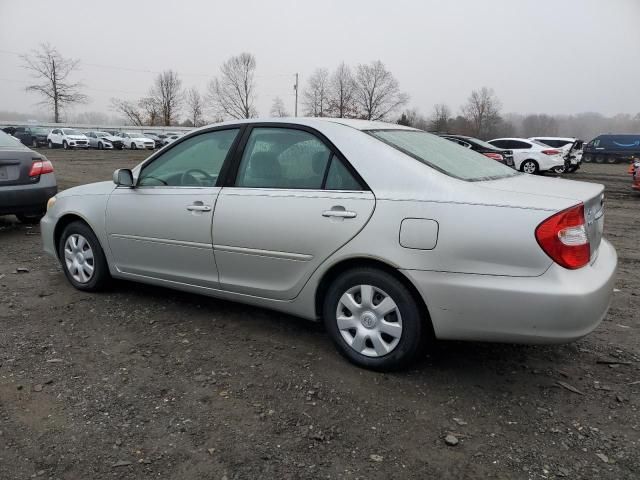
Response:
[583,134,640,164]
[0,130,57,223]
[143,132,163,149]
[13,126,50,148]
[439,134,515,168]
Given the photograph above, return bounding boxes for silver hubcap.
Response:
[64,234,95,283]
[336,284,402,358]
[523,162,536,173]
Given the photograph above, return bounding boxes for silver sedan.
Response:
[40,119,617,370]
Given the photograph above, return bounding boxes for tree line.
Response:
[20,43,640,141]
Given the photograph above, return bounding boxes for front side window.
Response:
[369,130,517,181]
[138,129,239,187]
[235,128,332,189]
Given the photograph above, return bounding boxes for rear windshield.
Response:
[368,129,518,181]
[0,130,24,148]
[62,129,82,135]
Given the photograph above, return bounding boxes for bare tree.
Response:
[139,97,161,126]
[21,43,88,122]
[110,98,144,126]
[302,68,330,117]
[429,104,452,132]
[353,61,408,121]
[461,87,502,139]
[328,63,357,118]
[185,88,205,127]
[208,52,257,120]
[270,96,289,117]
[150,70,182,126]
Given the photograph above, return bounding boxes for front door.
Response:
[105,128,241,287]
[213,126,375,300]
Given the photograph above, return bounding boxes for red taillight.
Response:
[29,159,54,177]
[483,152,504,162]
[542,149,561,156]
[535,203,590,269]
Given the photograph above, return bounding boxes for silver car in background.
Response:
[40,119,617,370]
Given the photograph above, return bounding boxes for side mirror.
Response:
[113,168,134,187]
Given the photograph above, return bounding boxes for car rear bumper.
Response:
[0,173,57,215]
[401,239,617,343]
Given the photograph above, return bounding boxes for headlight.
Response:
[47,196,57,211]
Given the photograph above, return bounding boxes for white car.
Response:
[530,137,584,173]
[47,128,89,149]
[488,138,565,174]
[84,131,124,150]
[120,132,156,150]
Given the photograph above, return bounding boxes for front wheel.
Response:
[63,140,69,150]
[323,268,427,370]
[58,221,110,291]
[131,143,137,150]
[520,159,539,174]
[98,142,103,150]
[48,140,53,149]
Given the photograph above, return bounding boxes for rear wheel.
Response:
[31,138,38,148]
[595,155,605,164]
[58,221,110,291]
[323,268,427,370]
[606,156,617,164]
[131,142,137,150]
[521,159,539,174]
[16,212,44,224]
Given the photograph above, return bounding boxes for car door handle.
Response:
[322,207,357,219]
[186,203,212,212]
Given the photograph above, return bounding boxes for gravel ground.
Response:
[0,149,638,480]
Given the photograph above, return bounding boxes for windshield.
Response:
[126,132,144,139]
[62,129,83,136]
[32,127,49,134]
[368,129,518,181]
[469,137,502,150]
[95,131,111,136]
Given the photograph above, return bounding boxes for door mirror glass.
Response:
[113,168,134,187]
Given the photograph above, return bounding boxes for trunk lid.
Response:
[0,147,41,186]
[479,174,605,258]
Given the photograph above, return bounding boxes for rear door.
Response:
[212,125,375,300]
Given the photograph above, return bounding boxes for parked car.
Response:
[488,138,565,174]
[120,132,155,150]
[440,134,515,168]
[142,132,163,149]
[47,128,89,149]
[40,119,617,370]
[529,137,584,173]
[158,133,182,146]
[2,126,17,136]
[583,134,640,164]
[12,126,50,148]
[85,131,124,150]
[0,130,57,223]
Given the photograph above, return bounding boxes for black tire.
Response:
[63,140,69,150]
[595,155,605,164]
[16,212,44,224]
[520,159,539,174]
[58,221,110,291]
[31,137,38,148]
[606,156,617,164]
[566,165,578,173]
[48,140,54,149]
[131,142,137,150]
[583,154,592,163]
[323,268,427,371]
[98,142,103,150]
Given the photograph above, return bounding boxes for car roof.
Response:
[490,138,532,142]
[529,136,575,141]
[189,117,418,133]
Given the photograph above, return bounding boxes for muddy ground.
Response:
[0,149,638,480]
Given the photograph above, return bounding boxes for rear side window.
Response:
[369,130,517,181]
[236,128,332,189]
[325,157,362,190]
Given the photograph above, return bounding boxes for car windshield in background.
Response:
[470,137,503,150]
[95,132,110,136]
[32,127,49,134]
[127,133,145,139]
[0,130,23,148]
[62,129,82,135]
[368,129,518,181]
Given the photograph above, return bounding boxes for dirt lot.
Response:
[0,149,638,480]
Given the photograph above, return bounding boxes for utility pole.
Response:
[294,73,299,116]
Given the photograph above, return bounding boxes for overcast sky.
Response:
[1,0,639,121]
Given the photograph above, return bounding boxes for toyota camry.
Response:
[40,118,617,370]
